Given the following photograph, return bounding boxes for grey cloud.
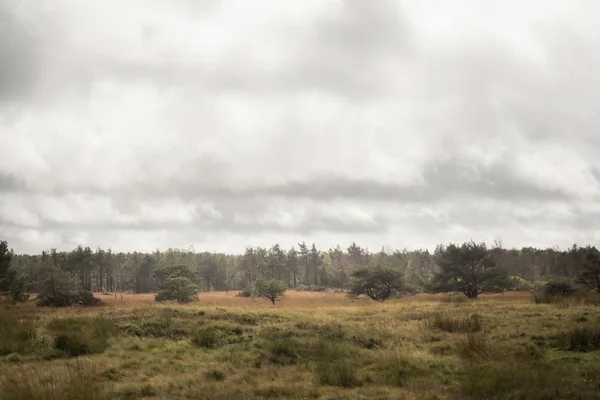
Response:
[0,1,40,105]
[2,1,600,254]
[0,172,26,192]
[69,0,413,100]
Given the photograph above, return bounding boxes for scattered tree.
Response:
[0,239,29,303]
[576,246,600,292]
[254,278,287,305]
[349,265,408,301]
[431,241,510,299]
[154,264,201,304]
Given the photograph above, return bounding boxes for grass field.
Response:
[1,291,600,399]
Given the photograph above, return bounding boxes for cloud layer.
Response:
[1,0,599,254]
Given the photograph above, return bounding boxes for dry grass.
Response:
[2,290,600,399]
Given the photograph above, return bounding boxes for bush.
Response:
[348,265,408,301]
[36,290,102,307]
[46,317,116,357]
[254,279,287,305]
[190,324,247,349]
[155,277,199,304]
[424,312,482,333]
[316,361,361,388]
[555,326,600,352]
[235,287,252,297]
[121,317,187,339]
[544,280,576,296]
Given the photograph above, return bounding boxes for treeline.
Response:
[6,241,598,295]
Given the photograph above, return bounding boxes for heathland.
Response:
[1,290,600,400]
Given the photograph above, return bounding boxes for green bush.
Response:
[190,324,247,349]
[121,316,187,339]
[155,277,199,304]
[46,316,116,358]
[254,278,287,305]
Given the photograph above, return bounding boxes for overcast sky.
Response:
[1,0,599,255]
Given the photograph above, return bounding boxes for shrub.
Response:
[424,312,482,333]
[204,369,226,381]
[555,326,600,352]
[121,316,187,339]
[348,265,408,301]
[36,290,102,307]
[190,324,247,349]
[235,288,252,297]
[254,278,287,305]
[316,361,361,388]
[191,328,219,348]
[46,316,116,357]
[155,277,199,304]
[544,280,576,296]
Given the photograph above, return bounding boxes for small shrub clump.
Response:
[555,325,600,352]
[46,316,116,357]
[424,312,482,333]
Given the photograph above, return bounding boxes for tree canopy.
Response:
[154,264,201,304]
[349,265,408,301]
[254,278,287,305]
[430,241,510,298]
[0,239,29,303]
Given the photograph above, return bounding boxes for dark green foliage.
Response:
[555,326,600,352]
[46,317,116,357]
[544,279,577,295]
[576,246,600,292]
[0,308,37,356]
[155,277,199,304]
[154,264,200,304]
[235,287,252,297]
[425,312,482,333]
[36,290,102,307]
[254,278,286,305]
[0,239,29,303]
[121,317,187,339]
[204,369,226,381]
[431,241,510,298]
[349,265,408,301]
[190,324,248,348]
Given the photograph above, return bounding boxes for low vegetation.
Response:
[1,290,599,399]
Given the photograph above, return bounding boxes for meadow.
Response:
[1,291,600,400]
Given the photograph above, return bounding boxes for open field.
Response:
[2,291,600,399]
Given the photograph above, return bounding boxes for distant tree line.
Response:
[2,239,600,300]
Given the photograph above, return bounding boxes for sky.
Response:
[1,0,600,255]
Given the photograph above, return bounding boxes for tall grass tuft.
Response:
[0,361,108,400]
[555,325,600,352]
[0,307,37,356]
[424,312,482,333]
